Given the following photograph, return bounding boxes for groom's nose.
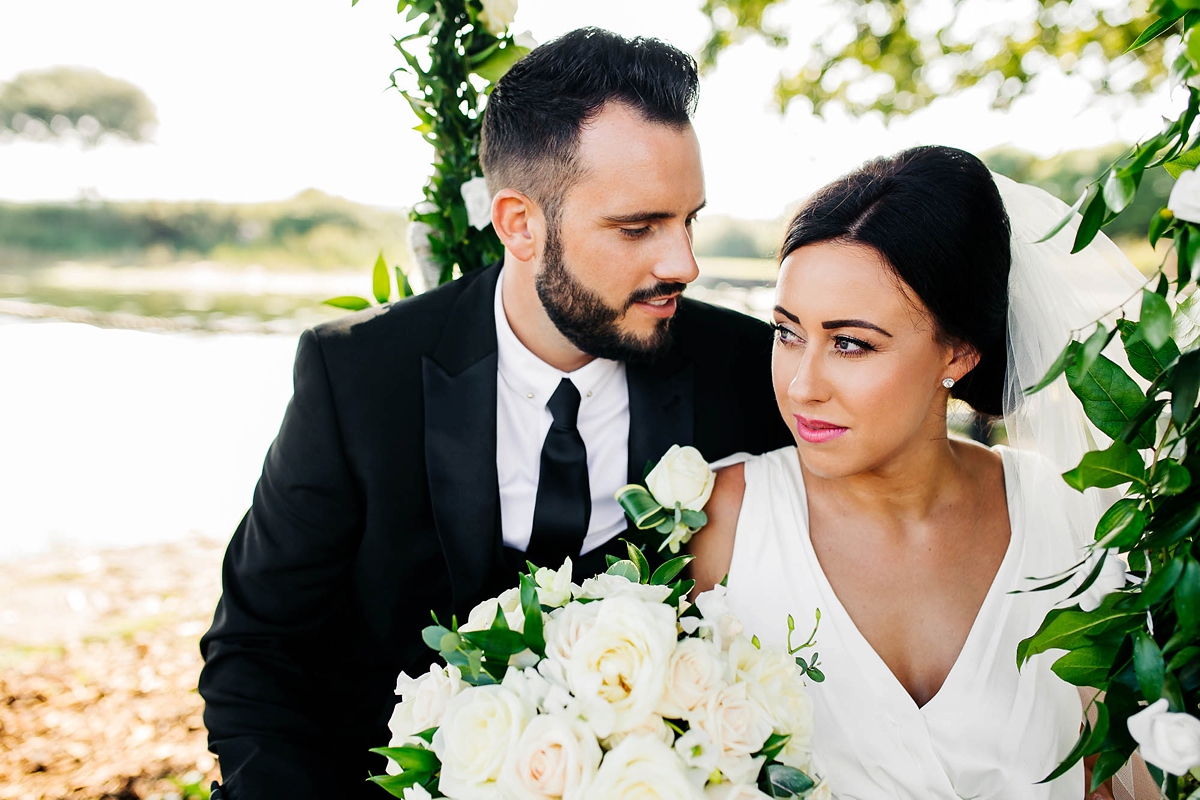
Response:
[649,225,700,287]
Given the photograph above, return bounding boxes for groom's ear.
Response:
[492,188,543,263]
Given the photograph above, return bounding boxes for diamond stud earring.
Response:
[942,377,956,389]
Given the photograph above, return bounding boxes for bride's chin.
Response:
[794,445,860,481]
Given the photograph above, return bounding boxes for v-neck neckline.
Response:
[785,446,1022,715]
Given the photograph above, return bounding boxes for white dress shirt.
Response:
[494,271,631,555]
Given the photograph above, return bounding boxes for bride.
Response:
[690,145,1155,799]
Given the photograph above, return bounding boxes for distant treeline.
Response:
[0,189,410,269]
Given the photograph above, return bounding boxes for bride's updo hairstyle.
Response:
[779,145,1011,416]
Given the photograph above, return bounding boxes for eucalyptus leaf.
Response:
[758,763,816,797]
[1065,354,1153,447]
[422,625,451,651]
[1062,440,1147,492]
[606,560,641,582]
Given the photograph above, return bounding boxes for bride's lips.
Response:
[632,294,679,319]
[794,415,848,444]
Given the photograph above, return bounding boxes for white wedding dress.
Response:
[724,444,1086,800]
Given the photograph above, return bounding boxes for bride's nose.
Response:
[787,349,831,405]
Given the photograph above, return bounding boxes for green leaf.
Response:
[1066,353,1153,447]
[665,578,695,607]
[650,554,694,585]
[1149,207,1174,248]
[1062,440,1147,492]
[1094,499,1146,548]
[519,575,545,656]
[1166,146,1200,179]
[1103,170,1138,214]
[1050,645,1117,686]
[372,251,391,304]
[1073,188,1108,254]
[757,763,816,797]
[471,44,529,84]
[1077,325,1115,378]
[1167,645,1200,671]
[625,539,651,583]
[324,295,372,311]
[756,732,792,761]
[616,485,667,530]
[1024,339,1077,395]
[459,627,528,656]
[368,746,439,773]
[1017,595,1140,668]
[1176,557,1200,631]
[1133,630,1166,702]
[679,509,707,529]
[1117,319,1180,381]
[368,771,426,796]
[422,625,451,651]
[1036,190,1088,244]
[1137,556,1185,609]
[1141,289,1174,350]
[1153,459,1192,495]
[1128,12,1185,51]
[396,266,412,299]
[1090,749,1136,792]
[606,560,641,582]
[1171,349,1200,427]
[1039,716,1095,783]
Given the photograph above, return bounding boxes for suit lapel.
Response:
[423,266,502,614]
[626,332,695,484]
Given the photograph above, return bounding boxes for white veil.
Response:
[992,173,1149,552]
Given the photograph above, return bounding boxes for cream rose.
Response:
[646,445,716,511]
[563,596,679,738]
[674,728,719,775]
[601,713,676,750]
[460,175,493,231]
[499,713,603,800]
[582,735,705,800]
[387,664,464,770]
[432,684,531,799]
[704,783,772,800]
[693,585,745,651]
[401,785,433,800]
[543,601,602,677]
[462,586,525,633]
[658,637,729,719]
[477,0,517,36]
[727,639,814,768]
[1128,698,1200,775]
[1170,169,1200,225]
[574,573,673,604]
[690,683,774,779]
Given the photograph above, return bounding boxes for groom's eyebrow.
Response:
[602,200,707,225]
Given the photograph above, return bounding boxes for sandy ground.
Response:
[0,537,225,800]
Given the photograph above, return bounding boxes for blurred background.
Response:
[0,0,1179,797]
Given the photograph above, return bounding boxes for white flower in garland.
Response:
[460,175,494,230]
[477,0,518,36]
[1169,169,1200,225]
[1127,698,1200,776]
[1072,548,1129,613]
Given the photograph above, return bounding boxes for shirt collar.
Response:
[494,269,622,409]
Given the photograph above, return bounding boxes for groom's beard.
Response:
[536,223,682,364]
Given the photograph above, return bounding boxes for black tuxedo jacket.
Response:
[199,264,791,799]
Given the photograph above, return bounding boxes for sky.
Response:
[0,0,1178,219]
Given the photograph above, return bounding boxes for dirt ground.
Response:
[0,537,225,800]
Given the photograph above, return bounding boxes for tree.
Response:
[699,0,1172,118]
[0,67,157,146]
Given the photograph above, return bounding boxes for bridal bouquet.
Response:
[373,550,828,799]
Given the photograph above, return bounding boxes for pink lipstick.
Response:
[794,415,848,444]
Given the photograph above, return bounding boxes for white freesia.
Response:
[1073,549,1128,613]
[690,683,774,780]
[646,445,716,511]
[582,735,705,800]
[674,728,719,775]
[661,521,697,555]
[564,596,679,738]
[433,684,532,799]
[499,712,603,800]
[462,586,525,633]
[401,784,434,800]
[535,558,575,608]
[657,637,728,719]
[460,175,493,230]
[1127,698,1200,775]
[503,666,553,714]
[574,573,672,604]
[704,783,772,800]
[387,664,464,767]
[601,713,675,750]
[477,0,517,36]
[727,639,814,769]
[693,585,745,650]
[1170,169,1200,225]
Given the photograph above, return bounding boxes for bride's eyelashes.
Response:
[771,323,877,357]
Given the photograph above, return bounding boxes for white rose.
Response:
[402,784,433,800]
[543,601,602,679]
[536,558,575,608]
[674,728,719,775]
[477,0,517,36]
[690,683,773,779]
[646,445,716,511]
[462,586,526,633]
[601,713,676,750]
[807,781,833,800]
[582,735,705,800]
[575,573,673,604]
[704,783,771,800]
[657,637,729,719]
[460,175,494,231]
[1170,169,1200,225]
[387,664,464,760]
[564,596,679,738]
[499,712,603,800]
[727,639,813,768]
[1073,549,1128,613]
[693,585,745,651]
[433,684,532,799]
[1127,698,1200,775]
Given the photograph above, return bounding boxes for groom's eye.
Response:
[619,226,652,239]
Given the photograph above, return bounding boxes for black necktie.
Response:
[526,378,591,569]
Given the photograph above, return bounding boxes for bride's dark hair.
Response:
[779,145,1011,417]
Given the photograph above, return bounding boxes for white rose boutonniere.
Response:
[477,0,518,36]
[1127,698,1200,775]
[1170,169,1200,225]
[616,445,715,553]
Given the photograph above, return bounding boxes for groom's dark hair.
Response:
[480,27,699,220]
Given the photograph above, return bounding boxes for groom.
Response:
[199,27,791,799]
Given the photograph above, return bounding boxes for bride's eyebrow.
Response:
[773,305,800,323]
[822,319,893,337]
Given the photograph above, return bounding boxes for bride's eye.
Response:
[833,336,873,356]
[772,324,803,347]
